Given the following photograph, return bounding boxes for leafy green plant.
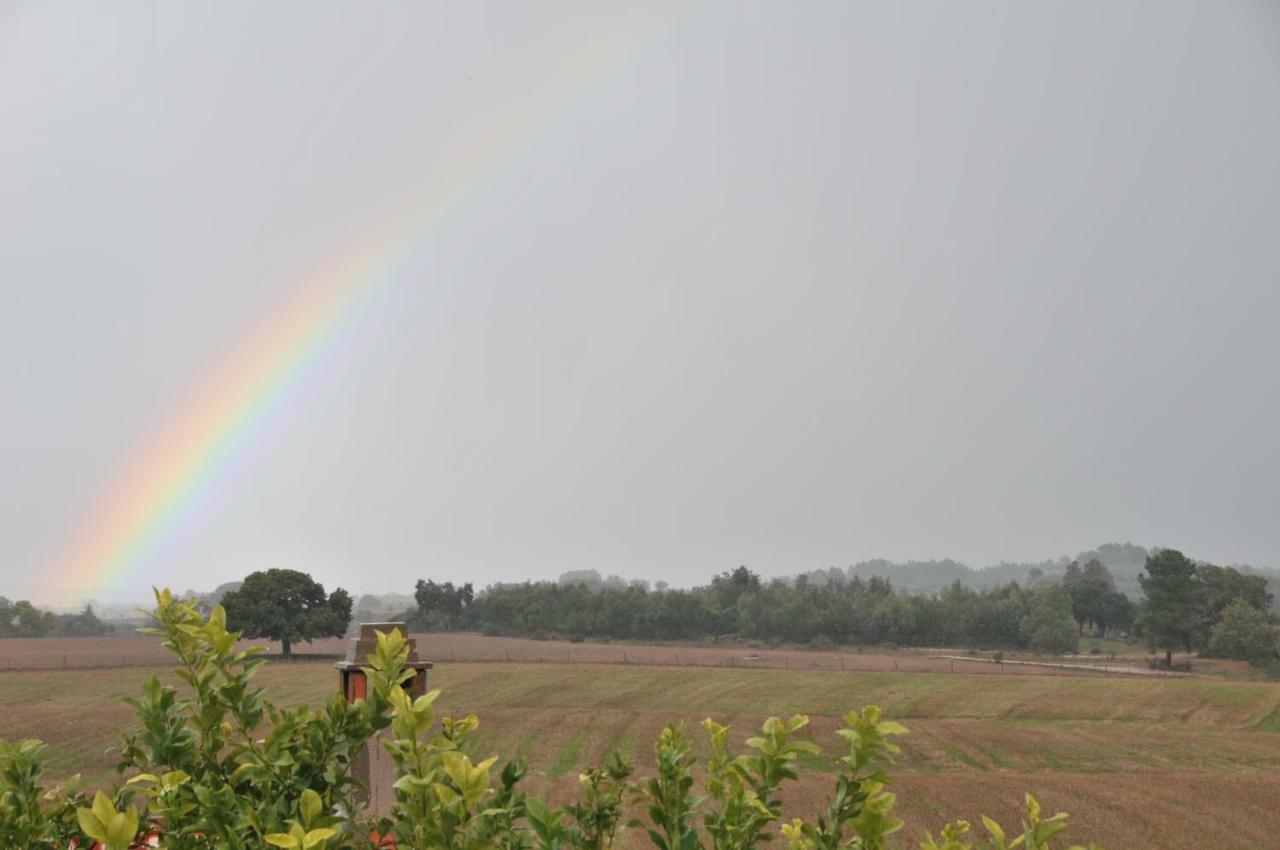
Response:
[0,738,85,849]
[76,791,140,850]
[919,794,1102,850]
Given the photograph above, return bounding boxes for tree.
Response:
[1020,586,1079,654]
[1207,600,1279,665]
[54,604,110,637]
[221,569,352,659]
[0,598,55,638]
[870,594,916,645]
[411,579,474,630]
[1138,549,1202,666]
[1063,559,1132,637]
[1195,564,1272,649]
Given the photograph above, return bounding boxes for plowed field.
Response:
[2,659,1278,848]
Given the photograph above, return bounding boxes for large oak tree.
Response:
[222,569,352,658]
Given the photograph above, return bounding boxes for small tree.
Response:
[1020,586,1079,654]
[221,569,352,659]
[1207,599,1279,665]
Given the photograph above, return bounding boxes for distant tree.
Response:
[870,594,916,645]
[1020,586,1079,654]
[411,580,474,630]
[709,566,761,606]
[221,569,352,659]
[1195,564,1272,649]
[0,598,56,638]
[1207,600,1279,665]
[1063,559,1132,637]
[53,604,111,637]
[194,581,244,616]
[1138,549,1202,666]
[557,570,603,589]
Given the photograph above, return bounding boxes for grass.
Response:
[3,660,1280,848]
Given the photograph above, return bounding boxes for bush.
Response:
[1207,600,1279,665]
[0,591,1101,850]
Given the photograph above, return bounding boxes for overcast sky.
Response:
[3,2,1280,605]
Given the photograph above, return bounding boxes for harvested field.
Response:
[0,631,1200,679]
[2,660,1278,848]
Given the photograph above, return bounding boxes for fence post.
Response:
[950,660,955,674]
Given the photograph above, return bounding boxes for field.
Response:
[0,631,1220,678]
[2,652,1279,849]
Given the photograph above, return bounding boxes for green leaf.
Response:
[304,827,337,848]
[77,808,106,842]
[300,788,322,826]
[91,790,115,827]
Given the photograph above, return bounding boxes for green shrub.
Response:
[0,590,1100,850]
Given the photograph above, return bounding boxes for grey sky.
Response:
[3,2,1280,605]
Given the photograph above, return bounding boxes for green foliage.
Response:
[116,588,388,848]
[918,793,1101,850]
[411,580,475,631]
[77,791,140,850]
[1138,550,1202,664]
[780,706,906,850]
[0,738,85,848]
[455,573,1089,653]
[0,597,57,638]
[1207,600,1279,665]
[1020,588,1079,655]
[1136,551,1277,665]
[1196,565,1272,650]
[222,569,353,658]
[0,590,1100,849]
[1061,561,1131,638]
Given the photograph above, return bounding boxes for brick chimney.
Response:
[336,622,433,814]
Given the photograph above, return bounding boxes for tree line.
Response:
[0,598,111,638]
[407,549,1278,666]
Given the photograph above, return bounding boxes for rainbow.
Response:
[51,10,678,601]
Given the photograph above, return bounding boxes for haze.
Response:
[3,1,1280,605]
